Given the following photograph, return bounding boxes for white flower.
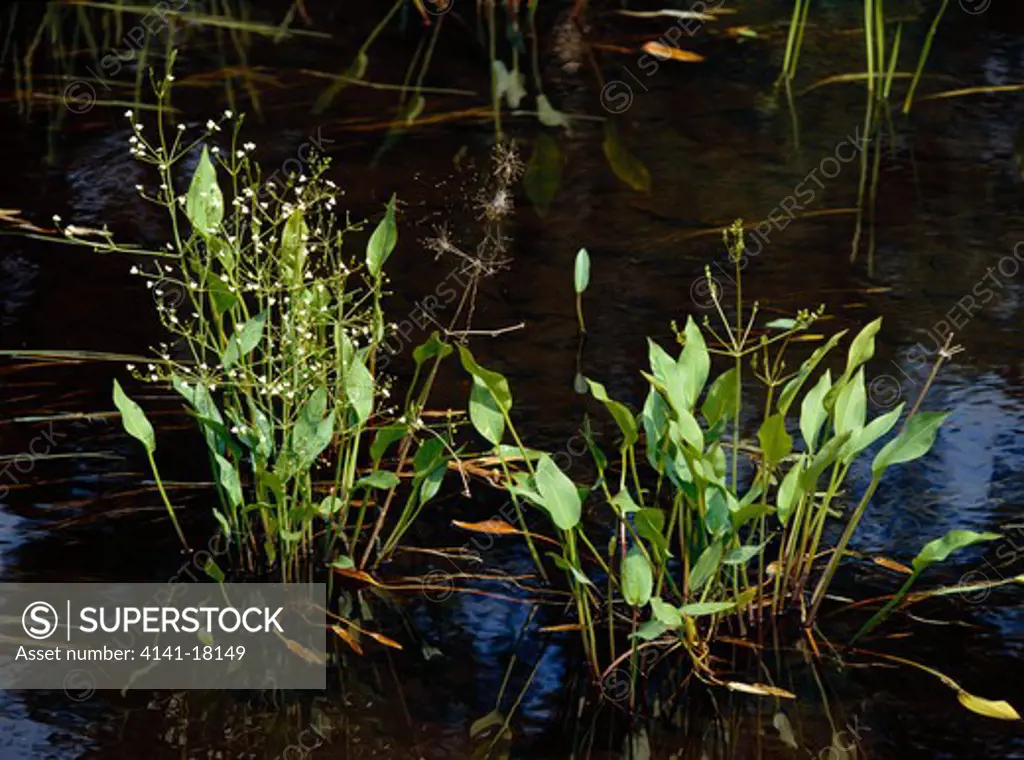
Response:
[177,123,186,131]
[126,363,136,371]
[206,119,217,130]
[135,184,143,192]
[52,214,61,223]
[243,142,255,151]
[236,150,245,159]
[211,146,220,154]
[130,266,139,275]
[124,110,133,118]
[134,123,143,132]
[223,110,233,119]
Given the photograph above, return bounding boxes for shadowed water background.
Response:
[0,1,1022,757]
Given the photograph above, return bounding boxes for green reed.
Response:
[45,55,464,580]
[446,223,1007,682]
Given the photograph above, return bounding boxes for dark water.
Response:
[1,1,1023,757]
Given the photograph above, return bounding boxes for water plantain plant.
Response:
[448,224,1017,716]
[39,56,463,580]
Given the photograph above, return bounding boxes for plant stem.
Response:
[147,450,189,551]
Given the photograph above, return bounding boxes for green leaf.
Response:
[366,195,397,279]
[636,507,671,560]
[222,312,266,370]
[212,508,232,538]
[522,133,563,216]
[689,540,722,593]
[412,331,453,368]
[290,388,335,468]
[113,379,156,454]
[757,413,793,467]
[702,368,739,429]
[800,431,852,490]
[331,555,355,570]
[610,489,641,516]
[203,557,225,583]
[357,470,401,490]
[724,543,765,566]
[800,371,832,453]
[647,339,676,387]
[280,209,308,285]
[214,452,244,508]
[457,346,512,412]
[841,402,905,463]
[371,425,407,466]
[413,438,445,475]
[765,318,797,330]
[258,467,285,504]
[912,530,1001,574]
[208,236,236,272]
[678,316,710,409]
[468,378,505,446]
[631,618,667,641]
[669,411,704,453]
[622,546,653,607]
[419,464,446,506]
[534,454,582,530]
[650,596,683,628]
[574,247,590,295]
[185,146,223,236]
[549,552,594,586]
[731,501,775,531]
[585,378,638,447]
[206,273,239,316]
[844,317,882,380]
[776,463,803,527]
[678,601,736,617]
[318,495,344,516]
[247,398,274,462]
[641,387,671,473]
[777,331,847,415]
[704,487,733,538]
[602,121,651,191]
[871,411,950,477]
[833,368,867,438]
[343,354,374,425]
